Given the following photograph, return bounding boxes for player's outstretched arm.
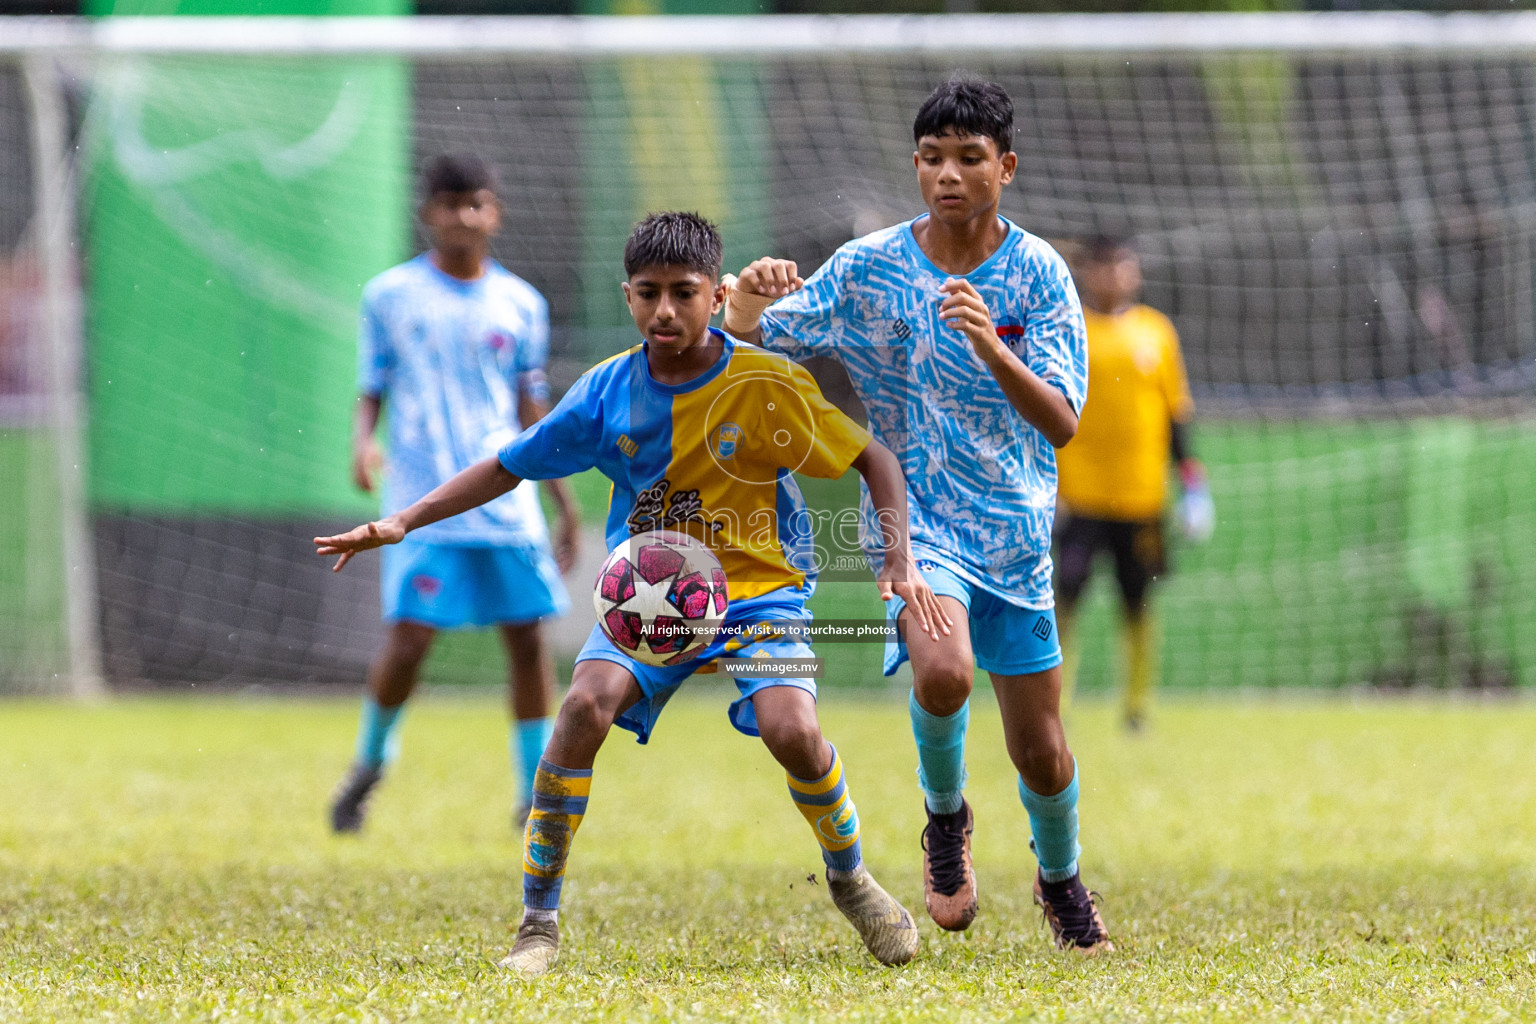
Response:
[938,278,1079,448]
[849,439,952,641]
[721,257,803,343]
[314,457,523,572]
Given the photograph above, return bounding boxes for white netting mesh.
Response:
[3,18,1534,692]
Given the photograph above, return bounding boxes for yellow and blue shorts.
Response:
[576,586,818,744]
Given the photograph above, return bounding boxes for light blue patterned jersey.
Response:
[358,254,552,546]
[757,216,1088,608]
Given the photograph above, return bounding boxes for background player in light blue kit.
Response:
[724,78,1112,952]
[329,154,580,834]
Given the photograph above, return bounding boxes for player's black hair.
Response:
[623,211,723,279]
[421,153,498,199]
[912,76,1015,155]
[1082,233,1136,263]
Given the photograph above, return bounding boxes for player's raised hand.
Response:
[938,278,1005,360]
[734,257,802,300]
[314,518,405,572]
[352,437,383,493]
[723,258,803,337]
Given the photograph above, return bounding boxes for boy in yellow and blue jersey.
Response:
[316,212,948,977]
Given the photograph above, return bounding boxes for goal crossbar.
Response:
[5,12,1536,58]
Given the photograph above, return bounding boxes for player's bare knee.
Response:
[914,660,973,717]
[556,684,617,739]
[757,716,825,776]
[1010,737,1073,793]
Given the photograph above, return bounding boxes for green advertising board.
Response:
[86,0,408,519]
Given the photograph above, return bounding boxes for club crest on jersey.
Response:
[711,422,742,461]
[994,319,1026,342]
[486,330,512,351]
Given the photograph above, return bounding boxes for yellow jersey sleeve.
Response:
[784,361,872,480]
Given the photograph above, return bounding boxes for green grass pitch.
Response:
[3,693,1534,1022]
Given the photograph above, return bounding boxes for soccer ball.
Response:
[593,530,729,667]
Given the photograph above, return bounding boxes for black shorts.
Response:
[1054,513,1167,611]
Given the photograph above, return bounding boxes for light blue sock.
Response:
[513,717,554,802]
[1018,760,1081,883]
[355,697,404,770]
[909,690,969,815]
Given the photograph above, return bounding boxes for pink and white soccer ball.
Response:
[593,530,729,667]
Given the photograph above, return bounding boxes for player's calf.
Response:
[328,624,433,834]
[784,747,919,966]
[498,662,635,977]
[909,690,977,931]
[759,689,919,966]
[329,694,407,834]
[1017,762,1112,954]
[501,758,591,977]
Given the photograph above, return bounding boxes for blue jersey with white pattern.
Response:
[758,216,1088,608]
[358,254,552,546]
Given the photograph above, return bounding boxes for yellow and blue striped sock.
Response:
[787,745,862,874]
[522,759,591,911]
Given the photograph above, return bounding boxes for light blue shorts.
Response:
[883,559,1061,677]
[576,587,818,745]
[381,539,570,629]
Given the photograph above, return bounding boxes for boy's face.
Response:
[420,188,501,256]
[913,132,1017,227]
[622,265,725,352]
[1079,248,1142,310]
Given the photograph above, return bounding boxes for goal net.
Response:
[4,13,1534,693]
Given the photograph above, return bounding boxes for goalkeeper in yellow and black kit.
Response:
[1054,236,1214,730]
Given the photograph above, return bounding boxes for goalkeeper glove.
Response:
[1177,460,1215,543]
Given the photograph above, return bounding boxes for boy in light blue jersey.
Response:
[724,78,1112,953]
[329,155,580,835]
